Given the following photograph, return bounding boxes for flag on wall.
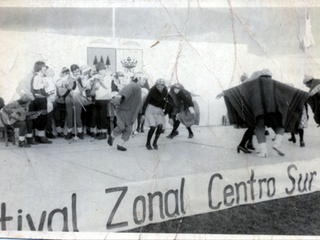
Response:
[300,10,315,50]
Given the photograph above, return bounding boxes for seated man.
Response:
[0,94,38,148]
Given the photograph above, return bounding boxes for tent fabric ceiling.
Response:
[0,7,319,56]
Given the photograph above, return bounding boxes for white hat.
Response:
[303,75,313,84]
[260,69,272,77]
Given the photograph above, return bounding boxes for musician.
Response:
[111,72,125,92]
[54,67,70,138]
[79,65,94,136]
[92,63,112,140]
[63,64,84,140]
[43,67,57,139]
[15,72,39,145]
[31,61,52,144]
[107,71,125,136]
[0,94,35,148]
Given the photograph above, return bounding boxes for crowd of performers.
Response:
[1,61,319,157]
[217,69,320,158]
[0,61,200,151]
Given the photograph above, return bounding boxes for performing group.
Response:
[0,61,200,151]
[1,61,320,157]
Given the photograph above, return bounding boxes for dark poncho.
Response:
[223,77,309,132]
[307,79,320,124]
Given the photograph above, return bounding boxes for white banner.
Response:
[0,158,319,234]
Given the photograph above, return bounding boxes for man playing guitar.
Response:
[0,94,40,148]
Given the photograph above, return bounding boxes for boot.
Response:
[273,134,285,156]
[26,137,39,145]
[65,132,73,140]
[288,134,296,143]
[97,132,107,140]
[187,127,194,139]
[94,132,101,139]
[152,125,162,150]
[19,140,31,148]
[146,143,153,150]
[107,134,115,146]
[257,143,268,158]
[117,145,127,151]
[86,129,91,136]
[46,131,56,139]
[246,142,255,151]
[38,137,52,144]
[35,136,40,142]
[57,132,65,138]
[237,145,252,154]
[77,132,84,140]
[166,134,174,139]
[146,127,156,150]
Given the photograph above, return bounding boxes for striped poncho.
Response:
[223,77,309,132]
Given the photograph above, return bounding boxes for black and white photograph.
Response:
[0,1,319,239]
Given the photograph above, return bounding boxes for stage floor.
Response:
[1,124,319,200]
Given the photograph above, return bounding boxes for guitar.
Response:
[0,108,47,125]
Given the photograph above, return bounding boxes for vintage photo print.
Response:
[0,0,319,239]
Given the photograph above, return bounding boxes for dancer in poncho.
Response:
[108,73,142,151]
[217,72,255,154]
[222,69,309,157]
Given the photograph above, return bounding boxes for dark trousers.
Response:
[10,121,26,137]
[90,104,98,129]
[34,98,47,131]
[95,100,109,130]
[47,101,66,132]
[26,100,37,134]
[54,102,66,129]
[81,104,93,129]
